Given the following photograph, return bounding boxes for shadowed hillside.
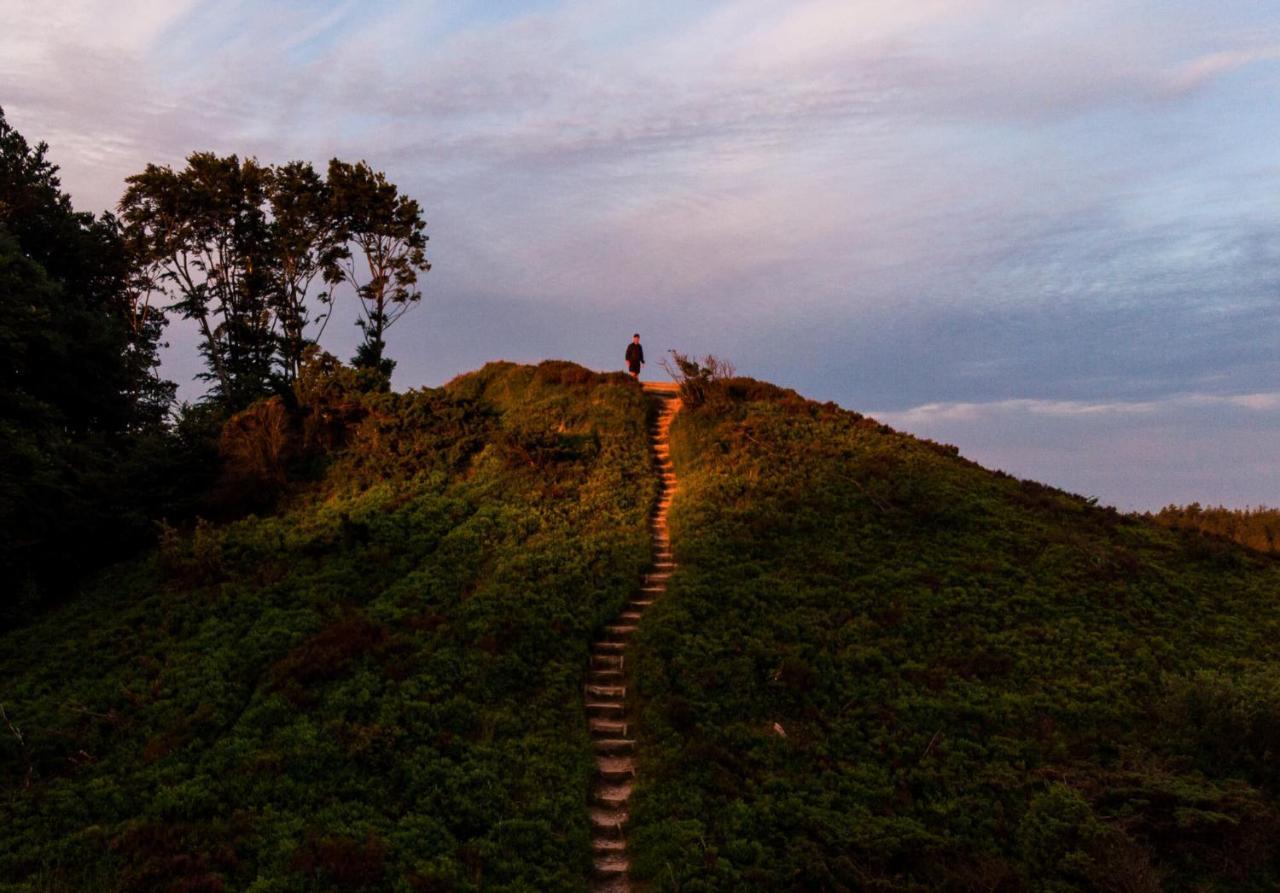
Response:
[0,361,656,892]
[626,379,1280,892]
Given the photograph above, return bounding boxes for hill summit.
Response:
[2,360,1279,892]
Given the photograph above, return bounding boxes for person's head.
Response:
[632,333,641,343]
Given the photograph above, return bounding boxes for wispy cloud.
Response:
[878,391,1280,426]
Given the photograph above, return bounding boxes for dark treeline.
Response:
[0,107,430,622]
[1149,503,1280,554]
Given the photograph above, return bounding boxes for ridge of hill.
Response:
[2,364,1279,893]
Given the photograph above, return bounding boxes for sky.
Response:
[3,0,1279,510]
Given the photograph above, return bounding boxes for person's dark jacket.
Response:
[625,343,644,367]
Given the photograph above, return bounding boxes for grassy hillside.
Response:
[0,361,654,892]
[626,380,1280,892]
[6,364,1280,893]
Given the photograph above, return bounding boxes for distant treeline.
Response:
[1149,504,1280,554]
[0,106,430,621]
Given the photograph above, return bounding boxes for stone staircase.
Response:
[587,381,681,892]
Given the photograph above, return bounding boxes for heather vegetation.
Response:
[1149,503,1280,555]
[0,361,655,891]
[626,379,1280,891]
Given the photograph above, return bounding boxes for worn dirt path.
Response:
[586,381,681,892]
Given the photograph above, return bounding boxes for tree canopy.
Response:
[120,153,430,406]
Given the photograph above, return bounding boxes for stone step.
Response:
[630,599,654,609]
[592,781,633,808]
[596,755,636,780]
[593,837,627,857]
[585,700,626,717]
[591,854,627,885]
[590,718,629,736]
[645,573,673,583]
[593,641,626,654]
[619,610,642,622]
[593,737,635,755]
[589,669,624,683]
[604,624,638,637]
[652,562,676,570]
[591,653,623,669]
[586,684,626,698]
[590,807,628,837]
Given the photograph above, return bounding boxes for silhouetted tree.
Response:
[121,153,275,408]
[265,161,347,385]
[327,159,430,383]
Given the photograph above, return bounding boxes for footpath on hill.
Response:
[584,381,681,892]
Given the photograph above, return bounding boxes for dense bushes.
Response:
[1149,503,1280,554]
[0,362,655,891]
[626,380,1280,891]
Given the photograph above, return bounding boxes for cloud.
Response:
[1166,46,1280,93]
[878,391,1280,426]
[873,390,1280,510]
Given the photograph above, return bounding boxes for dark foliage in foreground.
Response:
[0,107,175,623]
[626,378,1280,892]
[0,361,653,892]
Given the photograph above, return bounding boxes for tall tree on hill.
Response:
[264,161,347,385]
[120,153,275,409]
[327,159,430,382]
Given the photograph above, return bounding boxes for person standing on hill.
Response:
[625,333,645,379]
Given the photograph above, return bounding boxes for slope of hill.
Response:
[5,364,1280,893]
[0,361,656,892]
[625,380,1280,892]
